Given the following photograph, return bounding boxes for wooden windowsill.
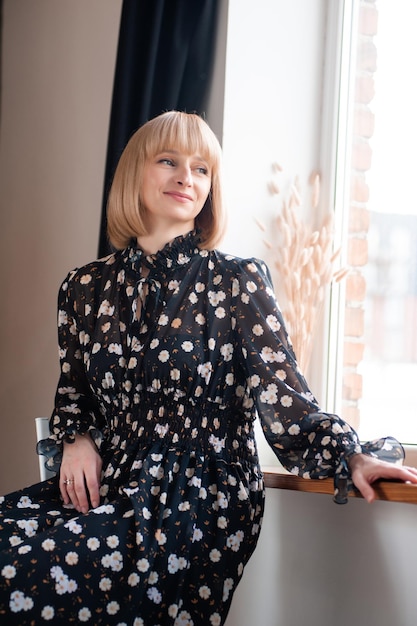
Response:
[263,467,417,505]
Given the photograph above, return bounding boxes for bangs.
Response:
[142,112,221,171]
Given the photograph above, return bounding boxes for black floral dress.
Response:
[0,232,403,625]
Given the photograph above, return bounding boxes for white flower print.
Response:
[17,519,38,537]
[1,564,16,579]
[188,291,198,304]
[58,310,68,326]
[199,585,211,599]
[158,314,169,325]
[192,527,203,542]
[108,343,123,354]
[128,572,140,586]
[195,313,205,325]
[150,338,160,349]
[223,577,234,601]
[102,372,115,389]
[64,519,83,534]
[245,280,257,293]
[208,434,226,453]
[288,424,301,436]
[170,368,180,381]
[137,558,150,573]
[80,273,92,285]
[17,496,40,509]
[276,369,287,381]
[280,394,293,407]
[209,613,222,626]
[9,590,34,613]
[209,549,221,563]
[270,420,284,435]
[101,551,123,571]
[168,279,180,292]
[197,361,213,384]
[41,538,56,551]
[181,341,194,352]
[158,350,170,362]
[214,307,226,319]
[220,343,233,362]
[207,290,226,306]
[195,281,205,292]
[107,601,120,615]
[106,535,120,548]
[266,314,281,331]
[78,607,92,622]
[87,537,100,550]
[208,338,216,350]
[64,551,79,566]
[41,605,55,620]
[99,578,112,591]
[260,346,286,363]
[252,324,264,336]
[174,610,194,626]
[260,383,278,404]
[97,300,115,317]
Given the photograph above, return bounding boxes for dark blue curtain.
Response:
[98,0,220,256]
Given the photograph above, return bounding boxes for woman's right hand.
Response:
[60,433,102,513]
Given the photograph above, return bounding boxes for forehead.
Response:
[144,122,217,166]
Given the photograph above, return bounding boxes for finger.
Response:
[72,477,90,514]
[85,473,101,509]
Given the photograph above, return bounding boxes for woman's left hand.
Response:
[349,453,417,503]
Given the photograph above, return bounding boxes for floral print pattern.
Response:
[0,231,403,624]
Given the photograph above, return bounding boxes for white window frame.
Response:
[321,0,417,466]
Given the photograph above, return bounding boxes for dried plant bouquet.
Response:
[256,167,348,373]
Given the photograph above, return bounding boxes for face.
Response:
[141,150,212,233]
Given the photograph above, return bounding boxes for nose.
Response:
[176,164,192,186]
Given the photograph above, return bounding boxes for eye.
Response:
[196,166,209,176]
[158,158,175,166]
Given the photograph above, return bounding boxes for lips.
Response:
[164,191,193,201]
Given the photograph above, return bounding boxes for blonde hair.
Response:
[107,111,226,250]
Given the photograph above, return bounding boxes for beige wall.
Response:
[0,0,122,492]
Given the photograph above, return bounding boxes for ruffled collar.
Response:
[123,230,202,276]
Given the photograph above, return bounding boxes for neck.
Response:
[137,226,193,255]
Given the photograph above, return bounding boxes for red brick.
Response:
[343,372,363,401]
[355,75,375,104]
[341,404,360,430]
[350,175,369,203]
[344,306,365,337]
[343,341,365,366]
[348,237,368,266]
[345,273,367,301]
[349,206,370,233]
[357,40,377,72]
[352,140,373,171]
[353,107,375,138]
[358,5,378,37]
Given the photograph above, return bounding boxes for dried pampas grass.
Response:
[258,169,348,373]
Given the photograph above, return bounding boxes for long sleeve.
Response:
[37,270,105,472]
[232,258,403,500]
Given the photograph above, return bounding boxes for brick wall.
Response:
[341,0,378,429]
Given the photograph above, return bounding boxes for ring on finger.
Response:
[63,479,74,485]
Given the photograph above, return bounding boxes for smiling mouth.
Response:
[164,191,193,201]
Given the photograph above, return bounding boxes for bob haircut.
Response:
[106,111,226,251]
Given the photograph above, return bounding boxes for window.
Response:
[328,0,417,443]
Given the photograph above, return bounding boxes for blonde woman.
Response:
[1,111,416,625]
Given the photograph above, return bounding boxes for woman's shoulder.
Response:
[60,250,122,290]
[209,248,270,276]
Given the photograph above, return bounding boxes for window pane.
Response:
[340,0,417,443]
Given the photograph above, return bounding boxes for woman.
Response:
[0,111,416,625]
